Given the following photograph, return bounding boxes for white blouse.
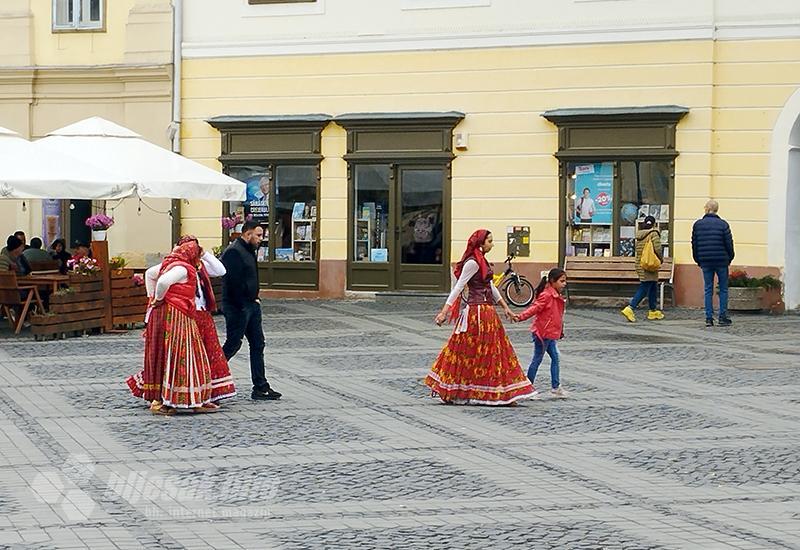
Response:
[146,251,226,310]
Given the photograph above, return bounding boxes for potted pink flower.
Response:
[85,214,115,241]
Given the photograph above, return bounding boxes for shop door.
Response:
[395,167,447,291]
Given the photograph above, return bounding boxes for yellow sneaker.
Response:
[647,310,665,320]
[620,305,636,323]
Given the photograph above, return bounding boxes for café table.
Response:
[18,273,70,294]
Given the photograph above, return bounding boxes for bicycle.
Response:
[492,254,535,307]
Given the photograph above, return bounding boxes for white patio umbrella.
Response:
[0,126,135,199]
[34,117,245,201]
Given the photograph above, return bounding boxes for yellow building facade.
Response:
[180,1,800,308]
[0,0,175,263]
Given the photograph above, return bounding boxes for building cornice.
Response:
[0,64,172,101]
[183,20,800,59]
[0,64,171,83]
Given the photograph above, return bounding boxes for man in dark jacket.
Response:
[691,200,735,327]
[221,220,282,400]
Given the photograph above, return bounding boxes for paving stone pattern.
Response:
[172,459,515,505]
[613,446,800,486]
[110,414,371,451]
[465,403,734,434]
[672,367,800,388]
[0,300,798,549]
[275,521,664,550]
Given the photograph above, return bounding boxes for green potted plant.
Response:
[727,270,782,311]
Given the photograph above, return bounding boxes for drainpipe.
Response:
[170,0,183,243]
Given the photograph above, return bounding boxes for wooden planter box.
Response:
[31,274,107,338]
[111,268,147,327]
[728,287,765,311]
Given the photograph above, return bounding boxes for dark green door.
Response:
[395,167,446,291]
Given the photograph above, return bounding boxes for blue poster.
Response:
[573,162,613,225]
[244,175,269,221]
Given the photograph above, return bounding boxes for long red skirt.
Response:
[195,310,236,402]
[424,304,535,405]
[126,304,212,408]
[127,309,236,404]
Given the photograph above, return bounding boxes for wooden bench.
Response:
[564,256,674,309]
[28,259,62,274]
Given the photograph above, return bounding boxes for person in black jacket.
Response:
[691,200,735,327]
[220,220,282,400]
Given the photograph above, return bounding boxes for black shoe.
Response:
[718,316,732,327]
[251,388,282,400]
[705,318,714,327]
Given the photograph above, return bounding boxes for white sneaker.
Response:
[550,387,569,399]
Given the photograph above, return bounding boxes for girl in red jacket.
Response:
[516,268,568,399]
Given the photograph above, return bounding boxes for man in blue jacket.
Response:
[221,220,282,400]
[691,200,735,327]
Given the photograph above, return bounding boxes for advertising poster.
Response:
[244,175,269,221]
[41,199,62,248]
[573,162,613,225]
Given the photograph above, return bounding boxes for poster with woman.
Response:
[573,162,613,225]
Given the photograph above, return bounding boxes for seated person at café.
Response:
[23,237,53,263]
[71,241,91,263]
[50,239,72,274]
[14,230,30,251]
[0,235,31,275]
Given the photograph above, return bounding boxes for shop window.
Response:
[275,165,317,262]
[53,0,104,31]
[619,161,671,257]
[354,165,390,263]
[225,164,317,263]
[565,160,672,259]
[542,105,688,264]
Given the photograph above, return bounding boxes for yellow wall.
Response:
[181,38,800,269]
[0,0,174,266]
[30,0,136,66]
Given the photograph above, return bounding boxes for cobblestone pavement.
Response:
[0,299,798,549]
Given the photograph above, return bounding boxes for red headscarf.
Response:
[448,229,492,322]
[454,229,491,281]
[170,235,217,313]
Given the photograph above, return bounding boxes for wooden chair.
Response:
[564,256,674,309]
[0,271,45,334]
[28,259,61,274]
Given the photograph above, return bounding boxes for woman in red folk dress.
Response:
[125,240,218,415]
[425,229,535,405]
[127,236,236,410]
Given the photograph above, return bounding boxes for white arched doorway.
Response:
[770,87,800,311]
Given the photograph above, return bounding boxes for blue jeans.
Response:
[702,266,729,320]
[527,336,560,389]
[630,281,657,310]
[222,301,270,392]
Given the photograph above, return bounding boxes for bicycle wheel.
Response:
[503,276,534,307]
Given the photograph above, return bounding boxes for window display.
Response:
[226,164,318,263]
[354,165,390,262]
[565,160,672,258]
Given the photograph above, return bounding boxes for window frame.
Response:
[52,0,106,33]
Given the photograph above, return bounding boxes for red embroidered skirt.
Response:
[126,304,212,408]
[424,304,535,405]
[195,310,236,402]
[126,305,168,403]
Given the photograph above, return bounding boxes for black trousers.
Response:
[222,301,269,392]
